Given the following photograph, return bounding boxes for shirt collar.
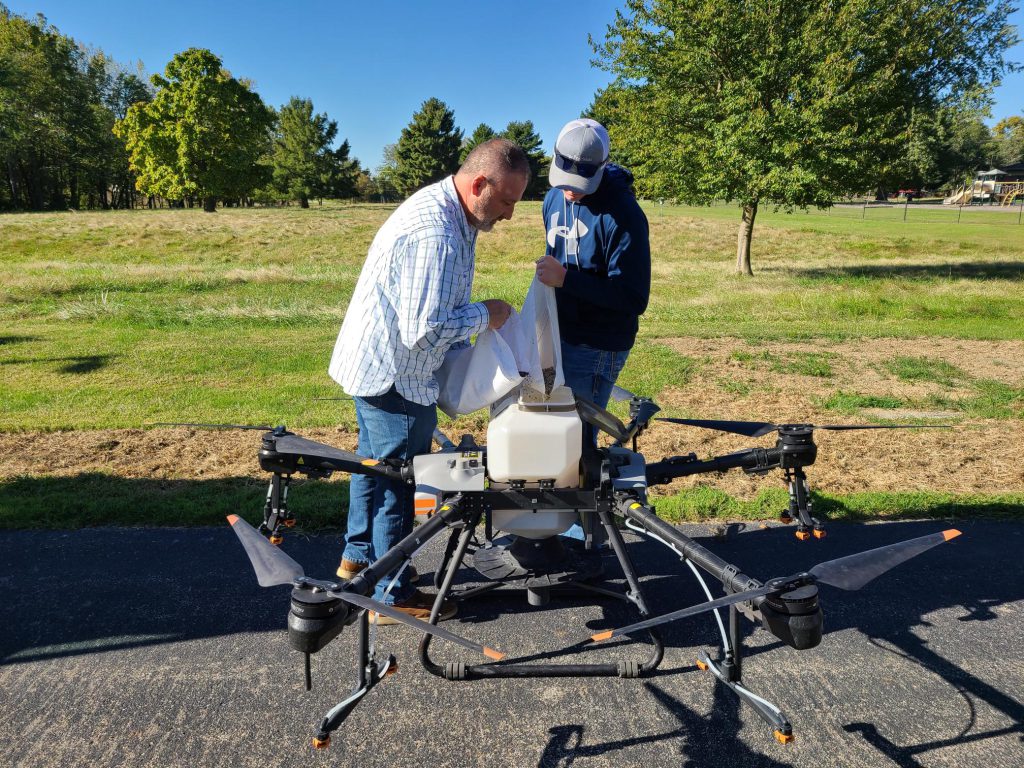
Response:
[440,175,475,243]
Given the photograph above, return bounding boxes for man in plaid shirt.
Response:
[328,139,529,622]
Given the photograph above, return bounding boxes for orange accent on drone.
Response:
[813,529,826,539]
[695,659,709,671]
[773,730,794,745]
[795,530,810,541]
[227,515,240,525]
[312,736,330,749]
[591,630,614,642]
[360,459,380,466]
[484,648,506,661]
[943,529,962,541]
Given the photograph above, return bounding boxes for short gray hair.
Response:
[458,138,530,181]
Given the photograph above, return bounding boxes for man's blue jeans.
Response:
[343,387,436,604]
[560,341,630,541]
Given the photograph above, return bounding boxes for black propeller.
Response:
[657,418,951,438]
[592,528,961,642]
[227,515,505,660]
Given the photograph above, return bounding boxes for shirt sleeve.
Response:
[396,235,490,351]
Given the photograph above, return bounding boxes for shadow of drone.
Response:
[538,680,791,768]
[618,520,1024,767]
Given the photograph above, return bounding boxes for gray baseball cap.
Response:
[548,118,610,195]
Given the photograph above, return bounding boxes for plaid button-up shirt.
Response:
[328,176,490,405]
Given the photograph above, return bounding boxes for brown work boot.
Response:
[337,558,418,583]
[336,558,367,580]
[370,589,457,625]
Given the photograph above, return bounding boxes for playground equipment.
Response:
[944,169,1024,206]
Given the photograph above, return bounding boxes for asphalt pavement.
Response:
[2,519,1022,768]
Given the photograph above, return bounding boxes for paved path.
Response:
[2,520,1022,768]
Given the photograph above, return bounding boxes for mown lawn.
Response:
[1,201,1021,526]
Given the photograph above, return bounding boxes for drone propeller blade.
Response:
[152,421,275,431]
[609,384,636,402]
[809,529,961,591]
[593,529,962,642]
[329,591,505,661]
[227,515,305,587]
[592,584,778,642]
[814,424,952,431]
[657,417,779,438]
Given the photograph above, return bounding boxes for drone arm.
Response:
[645,447,780,486]
[344,495,474,598]
[616,496,762,596]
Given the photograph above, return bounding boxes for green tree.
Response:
[271,96,359,207]
[594,0,1017,274]
[114,48,274,212]
[993,116,1024,166]
[499,120,548,198]
[1,9,105,209]
[460,122,496,163]
[393,97,462,196]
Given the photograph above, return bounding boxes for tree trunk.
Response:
[203,196,216,212]
[299,195,309,209]
[6,155,19,205]
[735,201,757,276]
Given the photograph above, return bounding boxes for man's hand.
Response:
[535,255,567,288]
[482,299,513,329]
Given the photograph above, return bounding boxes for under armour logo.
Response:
[547,212,589,256]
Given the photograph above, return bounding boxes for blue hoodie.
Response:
[542,164,651,352]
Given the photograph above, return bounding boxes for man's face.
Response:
[471,172,529,231]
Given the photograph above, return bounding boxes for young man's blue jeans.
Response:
[343,387,436,604]
[559,341,630,542]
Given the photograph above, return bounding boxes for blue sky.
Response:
[7,1,1023,170]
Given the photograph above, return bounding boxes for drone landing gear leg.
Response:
[783,467,824,540]
[618,498,792,743]
[696,604,793,744]
[312,609,396,750]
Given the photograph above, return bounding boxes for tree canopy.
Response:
[270,96,359,207]
[393,97,463,196]
[594,0,1018,274]
[114,48,274,211]
[499,120,548,198]
[0,8,149,210]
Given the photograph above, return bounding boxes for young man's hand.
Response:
[535,255,567,288]
[482,299,513,329]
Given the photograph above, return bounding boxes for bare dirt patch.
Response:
[0,337,1021,499]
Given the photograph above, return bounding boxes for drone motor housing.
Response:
[287,585,351,654]
[758,584,823,650]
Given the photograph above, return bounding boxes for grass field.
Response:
[1,200,1022,528]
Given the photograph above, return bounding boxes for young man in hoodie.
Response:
[535,118,651,426]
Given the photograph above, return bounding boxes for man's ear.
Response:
[470,174,489,197]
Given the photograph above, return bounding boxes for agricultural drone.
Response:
[220,383,957,749]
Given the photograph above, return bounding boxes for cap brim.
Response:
[549,162,605,195]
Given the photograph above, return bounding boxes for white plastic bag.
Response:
[507,278,564,395]
[435,327,523,418]
[434,276,565,416]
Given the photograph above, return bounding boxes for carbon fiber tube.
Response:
[617,497,762,595]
